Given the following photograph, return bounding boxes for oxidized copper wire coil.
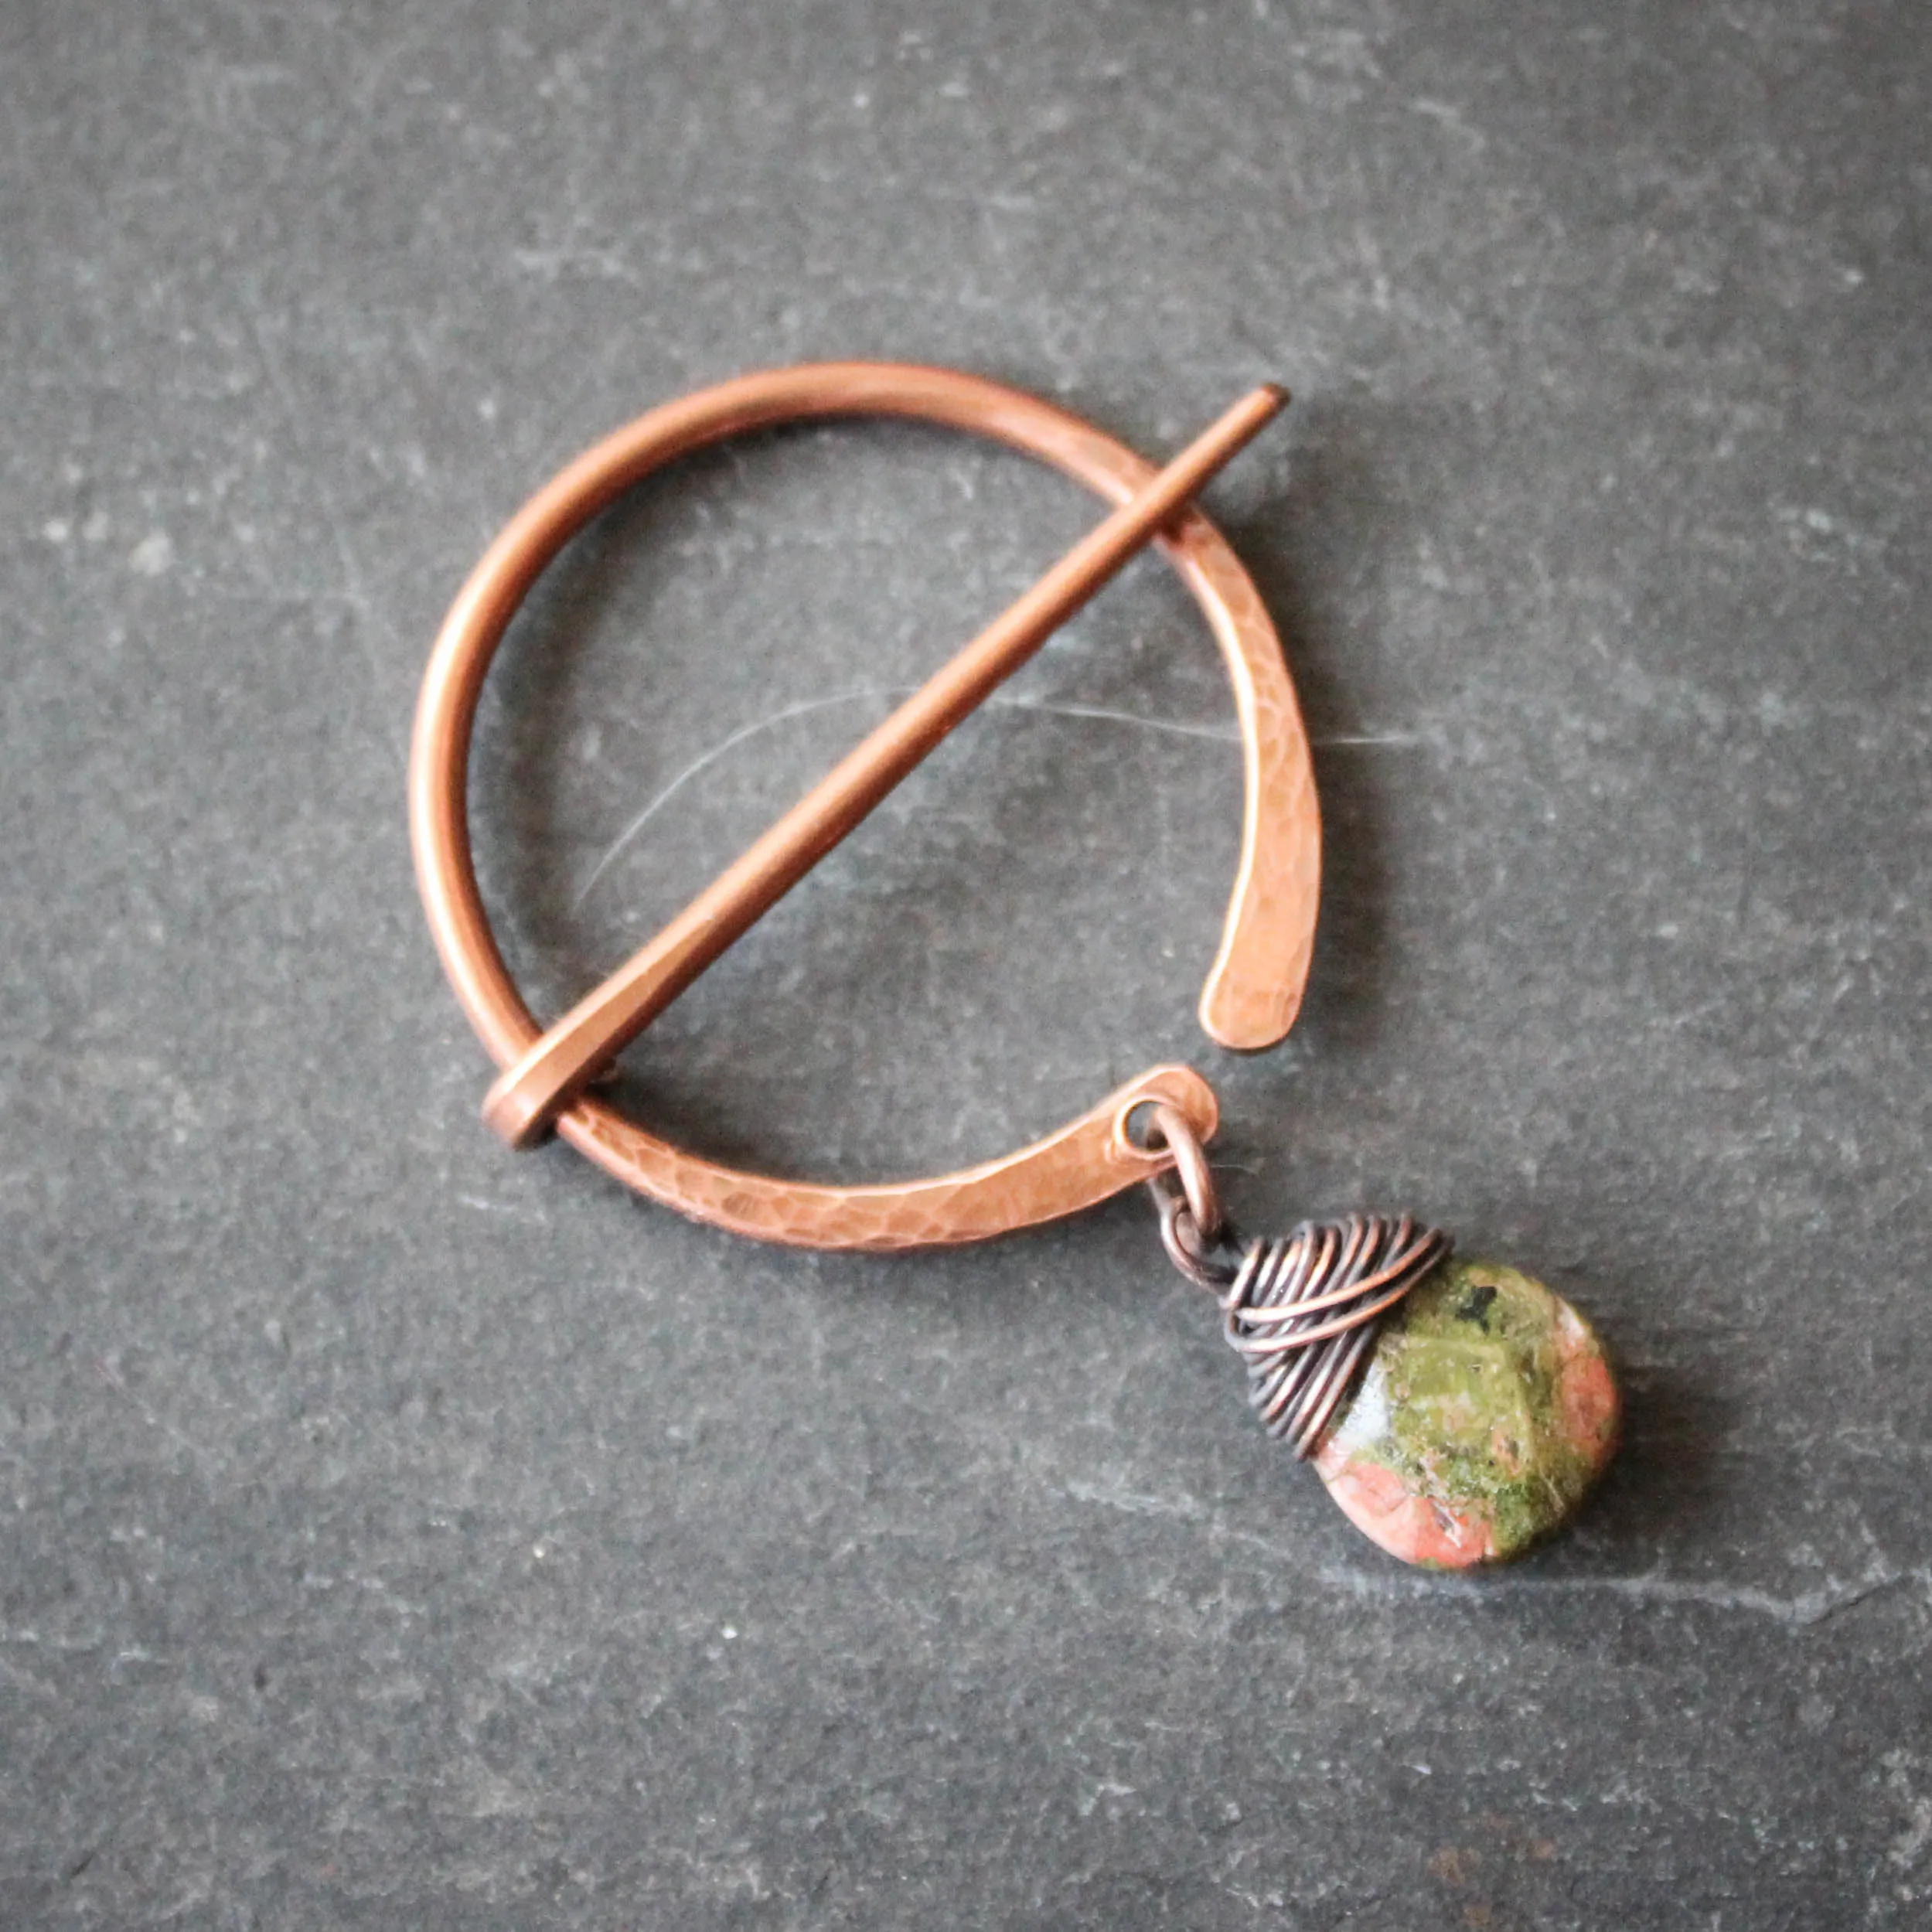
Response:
[1222,1214,1453,1459]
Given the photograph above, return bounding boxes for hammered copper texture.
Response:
[557,1064,1218,1252]
[409,362,1317,1244]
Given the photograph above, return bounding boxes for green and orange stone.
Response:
[1310,1258,1619,1568]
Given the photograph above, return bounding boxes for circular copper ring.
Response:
[409,362,1319,1251]
[1141,1102,1225,1245]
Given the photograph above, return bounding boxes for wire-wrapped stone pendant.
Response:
[1148,1112,1618,1569]
[1227,1227,1620,1568]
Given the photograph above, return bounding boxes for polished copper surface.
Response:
[409,361,1319,1249]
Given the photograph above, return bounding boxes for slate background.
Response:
[3,3,1929,1927]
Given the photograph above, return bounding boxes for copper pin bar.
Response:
[482,381,1288,1147]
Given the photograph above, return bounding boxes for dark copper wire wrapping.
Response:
[1221,1215,1453,1458]
[1144,1113,1450,1460]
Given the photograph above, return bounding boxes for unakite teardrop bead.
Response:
[1313,1258,1619,1568]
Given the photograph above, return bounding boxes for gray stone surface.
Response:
[2,2,1928,1926]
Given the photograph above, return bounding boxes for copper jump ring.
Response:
[1139,1101,1225,1247]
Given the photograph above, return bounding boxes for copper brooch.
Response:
[409,361,1617,1568]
